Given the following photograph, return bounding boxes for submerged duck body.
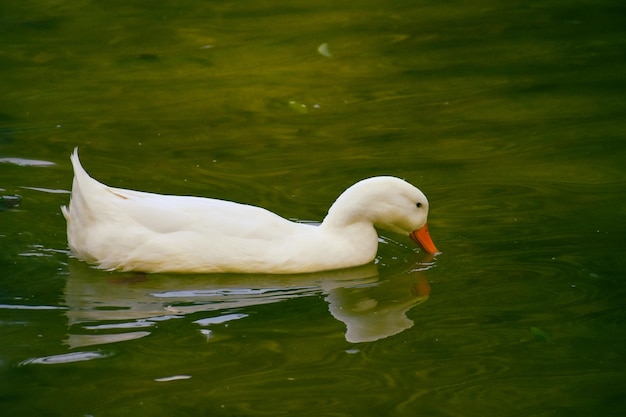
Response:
[61,149,438,274]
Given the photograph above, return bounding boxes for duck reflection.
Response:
[64,260,432,347]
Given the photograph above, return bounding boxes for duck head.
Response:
[324,176,439,255]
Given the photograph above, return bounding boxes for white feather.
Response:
[62,148,435,274]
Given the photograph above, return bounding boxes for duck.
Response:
[61,148,438,274]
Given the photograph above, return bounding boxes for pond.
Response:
[1,0,625,416]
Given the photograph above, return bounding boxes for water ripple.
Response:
[19,350,112,366]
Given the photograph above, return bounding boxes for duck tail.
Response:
[69,146,84,175]
[61,147,99,221]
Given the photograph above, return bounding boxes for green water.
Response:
[1,0,625,416]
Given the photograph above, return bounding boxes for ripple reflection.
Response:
[64,251,435,347]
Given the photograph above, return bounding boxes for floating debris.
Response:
[288,100,309,114]
[317,42,332,57]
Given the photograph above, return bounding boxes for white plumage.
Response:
[62,148,437,273]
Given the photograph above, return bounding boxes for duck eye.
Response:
[416,202,422,208]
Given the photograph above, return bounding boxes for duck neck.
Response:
[319,208,379,252]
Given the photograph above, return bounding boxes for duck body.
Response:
[61,149,437,274]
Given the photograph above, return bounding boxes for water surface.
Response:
[1,0,625,416]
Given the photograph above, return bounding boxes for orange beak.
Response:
[409,223,439,255]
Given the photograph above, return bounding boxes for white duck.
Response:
[61,148,438,274]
